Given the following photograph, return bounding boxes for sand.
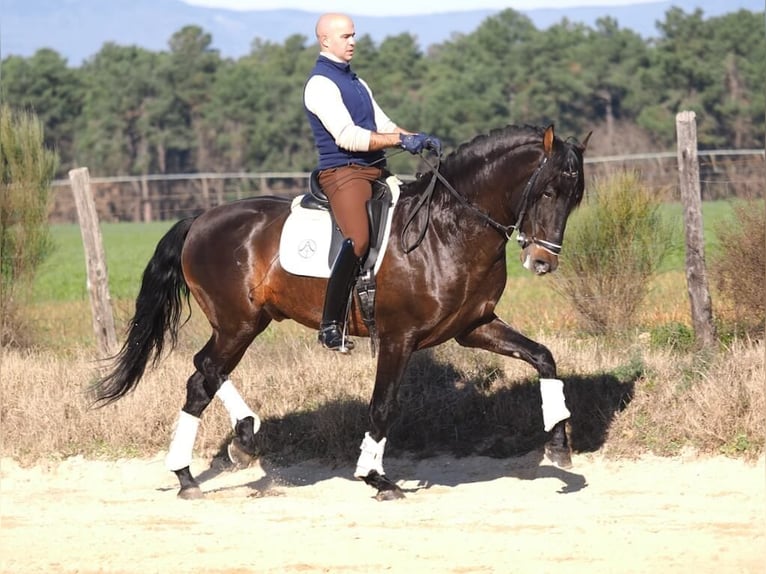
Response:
[1,451,764,573]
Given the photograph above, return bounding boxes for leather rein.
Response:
[400,151,555,254]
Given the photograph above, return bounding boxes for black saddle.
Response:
[300,168,394,275]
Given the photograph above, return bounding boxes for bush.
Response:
[649,322,696,352]
[553,170,675,334]
[0,104,58,345]
[710,202,765,338]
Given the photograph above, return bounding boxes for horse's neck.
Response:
[446,146,538,227]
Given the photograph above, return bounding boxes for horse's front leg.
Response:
[455,315,572,468]
[354,339,414,500]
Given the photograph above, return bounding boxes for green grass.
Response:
[32,221,175,302]
[657,200,739,272]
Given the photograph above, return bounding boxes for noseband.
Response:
[402,152,556,254]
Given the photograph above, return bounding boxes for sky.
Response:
[181,0,664,16]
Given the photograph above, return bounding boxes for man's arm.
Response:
[305,75,411,152]
[368,131,406,151]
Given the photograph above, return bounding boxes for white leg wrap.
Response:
[216,379,260,432]
[354,432,387,478]
[540,378,571,432]
[165,410,200,471]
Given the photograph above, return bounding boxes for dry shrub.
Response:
[604,338,765,459]
[0,300,36,349]
[710,201,765,337]
[553,171,676,334]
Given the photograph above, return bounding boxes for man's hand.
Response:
[424,135,442,156]
[399,133,442,155]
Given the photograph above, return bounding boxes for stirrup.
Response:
[318,322,355,352]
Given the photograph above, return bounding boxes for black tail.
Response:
[92,218,195,406]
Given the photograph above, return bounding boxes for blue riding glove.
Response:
[399,132,442,155]
[424,135,442,156]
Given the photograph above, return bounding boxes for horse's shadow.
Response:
[195,349,637,496]
[393,451,590,495]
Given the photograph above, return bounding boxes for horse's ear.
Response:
[579,131,593,152]
[543,124,555,156]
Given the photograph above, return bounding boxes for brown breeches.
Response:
[318,165,382,258]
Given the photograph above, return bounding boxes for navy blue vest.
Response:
[305,56,386,170]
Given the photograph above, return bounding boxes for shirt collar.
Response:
[318,51,352,73]
[319,51,345,64]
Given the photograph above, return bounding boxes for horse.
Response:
[94,123,590,500]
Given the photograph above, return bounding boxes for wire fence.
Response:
[49,149,765,223]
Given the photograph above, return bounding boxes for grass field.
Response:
[32,221,176,302]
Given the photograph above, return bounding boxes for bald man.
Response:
[304,12,441,352]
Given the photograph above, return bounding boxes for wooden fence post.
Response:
[140,175,152,222]
[201,176,211,210]
[675,111,716,348]
[68,167,118,357]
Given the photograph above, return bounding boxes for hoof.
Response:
[359,470,405,500]
[545,443,573,469]
[375,486,406,501]
[177,486,204,500]
[227,439,255,470]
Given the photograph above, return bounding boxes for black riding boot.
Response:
[319,238,360,352]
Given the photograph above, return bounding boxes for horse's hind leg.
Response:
[166,320,270,498]
[166,371,213,499]
[167,370,260,499]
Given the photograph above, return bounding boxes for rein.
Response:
[400,151,551,254]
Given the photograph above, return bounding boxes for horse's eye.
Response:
[563,170,578,179]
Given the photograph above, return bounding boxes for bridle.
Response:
[508,155,565,256]
[401,149,557,255]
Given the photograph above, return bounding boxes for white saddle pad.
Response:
[279,175,401,278]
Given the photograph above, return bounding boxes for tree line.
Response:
[1,7,763,180]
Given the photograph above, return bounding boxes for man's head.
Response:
[315,13,356,62]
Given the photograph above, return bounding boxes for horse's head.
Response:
[515,125,590,275]
[402,124,590,272]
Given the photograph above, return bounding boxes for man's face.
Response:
[323,17,356,62]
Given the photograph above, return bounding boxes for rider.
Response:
[304,12,441,351]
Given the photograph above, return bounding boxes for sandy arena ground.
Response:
[1,451,764,573]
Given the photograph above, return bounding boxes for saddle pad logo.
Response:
[298,239,318,259]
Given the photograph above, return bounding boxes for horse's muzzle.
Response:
[520,244,559,275]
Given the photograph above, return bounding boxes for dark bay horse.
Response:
[94,124,590,500]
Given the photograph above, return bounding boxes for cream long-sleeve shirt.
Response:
[303,51,398,152]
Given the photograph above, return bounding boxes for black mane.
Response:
[400,124,547,197]
[441,124,547,178]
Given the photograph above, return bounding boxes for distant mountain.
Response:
[2,0,763,66]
